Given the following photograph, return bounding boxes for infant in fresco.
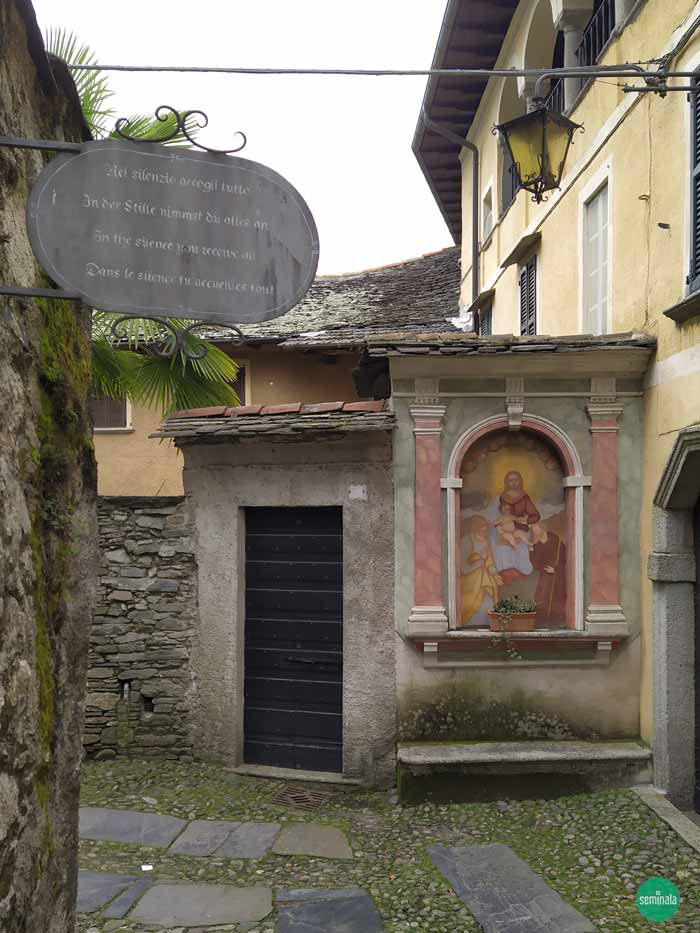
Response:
[491,509,533,550]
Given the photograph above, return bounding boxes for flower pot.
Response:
[488,610,537,632]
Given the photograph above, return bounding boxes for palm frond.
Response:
[44,27,115,136]
[127,354,240,416]
[91,313,241,416]
[107,110,201,147]
[91,338,141,399]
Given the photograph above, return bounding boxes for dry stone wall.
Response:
[86,497,197,759]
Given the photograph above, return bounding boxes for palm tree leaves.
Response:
[45,29,237,418]
[44,27,115,137]
[92,312,241,415]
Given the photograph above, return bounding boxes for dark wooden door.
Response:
[695,501,700,811]
[244,507,343,772]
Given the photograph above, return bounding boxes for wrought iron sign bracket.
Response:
[0,111,253,358]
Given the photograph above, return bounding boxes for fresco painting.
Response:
[459,431,567,628]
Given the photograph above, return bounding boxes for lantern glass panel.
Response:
[542,111,574,188]
[504,112,545,186]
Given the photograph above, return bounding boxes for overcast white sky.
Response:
[32,0,453,275]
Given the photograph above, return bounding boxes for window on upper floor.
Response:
[690,79,700,294]
[583,182,609,335]
[482,188,494,242]
[90,394,129,430]
[479,304,493,337]
[519,256,537,336]
[502,149,520,215]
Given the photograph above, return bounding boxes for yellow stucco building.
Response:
[414,0,700,804]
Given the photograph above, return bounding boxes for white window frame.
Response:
[578,161,612,335]
[93,397,134,434]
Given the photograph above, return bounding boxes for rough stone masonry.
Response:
[0,2,98,930]
[85,498,198,758]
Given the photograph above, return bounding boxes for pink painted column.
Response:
[585,400,626,629]
[408,404,448,638]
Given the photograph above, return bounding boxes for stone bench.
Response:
[397,740,652,803]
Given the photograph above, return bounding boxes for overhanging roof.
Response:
[413,0,519,243]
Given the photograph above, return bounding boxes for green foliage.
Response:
[44,27,114,136]
[92,313,241,415]
[44,29,240,416]
[492,596,537,613]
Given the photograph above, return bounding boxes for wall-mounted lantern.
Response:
[494,108,583,202]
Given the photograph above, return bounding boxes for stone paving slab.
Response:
[169,819,240,857]
[103,877,154,919]
[129,882,272,926]
[76,870,138,913]
[277,887,383,932]
[214,821,281,859]
[429,843,594,932]
[272,822,353,860]
[80,806,187,847]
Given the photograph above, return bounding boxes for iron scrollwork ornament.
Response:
[109,316,245,361]
[114,105,247,155]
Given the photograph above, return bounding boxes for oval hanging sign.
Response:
[27,140,319,325]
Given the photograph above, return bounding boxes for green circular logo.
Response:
[636,877,681,922]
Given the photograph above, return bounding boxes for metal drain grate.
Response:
[272,783,336,811]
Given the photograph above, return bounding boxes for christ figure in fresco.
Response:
[489,470,540,583]
[530,523,567,625]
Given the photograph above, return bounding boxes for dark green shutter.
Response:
[479,304,492,336]
[519,256,537,335]
[691,80,700,292]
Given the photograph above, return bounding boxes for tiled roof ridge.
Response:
[169,398,389,421]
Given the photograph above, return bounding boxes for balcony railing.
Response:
[575,0,616,68]
[544,78,564,113]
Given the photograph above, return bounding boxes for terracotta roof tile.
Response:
[301,401,345,414]
[343,399,387,412]
[260,403,302,415]
[225,405,262,416]
[170,405,228,419]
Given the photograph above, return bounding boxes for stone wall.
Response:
[0,4,97,930]
[85,497,197,759]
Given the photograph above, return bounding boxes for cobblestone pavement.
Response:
[77,758,700,931]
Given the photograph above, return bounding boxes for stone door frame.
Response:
[648,426,700,808]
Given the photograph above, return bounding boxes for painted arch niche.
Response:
[459,429,567,629]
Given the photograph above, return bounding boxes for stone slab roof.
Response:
[153,399,395,442]
[365,331,657,357]
[200,247,461,350]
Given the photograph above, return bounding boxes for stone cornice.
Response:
[654,425,700,510]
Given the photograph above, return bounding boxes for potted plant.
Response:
[488,596,538,632]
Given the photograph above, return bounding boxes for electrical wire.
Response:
[63,63,660,77]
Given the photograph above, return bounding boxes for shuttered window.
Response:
[90,394,128,429]
[479,304,493,336]
[584,182,609,335]
[519,256,537,335]
[690,78,700,293]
